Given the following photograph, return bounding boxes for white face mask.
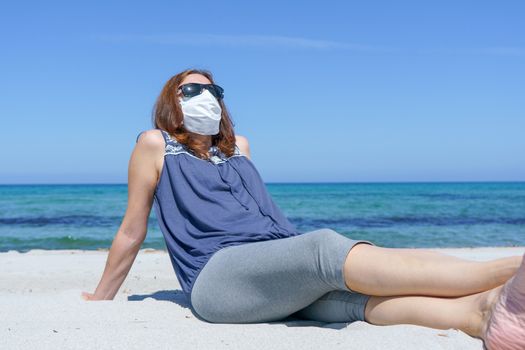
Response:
[179,89,222,135]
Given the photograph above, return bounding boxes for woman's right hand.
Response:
[81,291,109,301]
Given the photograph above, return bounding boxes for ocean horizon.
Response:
[1,180,522,185]
[1,181,524,252]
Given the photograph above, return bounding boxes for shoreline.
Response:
[4,245,525,253]
[2,180,524,185]
[2,246,524,349]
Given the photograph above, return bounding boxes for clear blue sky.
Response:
[1,1,524,183]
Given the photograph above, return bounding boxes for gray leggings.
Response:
[190,228,375,324]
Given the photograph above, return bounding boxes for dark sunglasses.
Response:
[178,83,224,101]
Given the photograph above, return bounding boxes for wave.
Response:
[288,216,525,228]
[0,235,166,253]
[0,215,156,227]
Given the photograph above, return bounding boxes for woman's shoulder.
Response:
[235,134,251,159]
[133,129,166,177]
[135,129,166,146]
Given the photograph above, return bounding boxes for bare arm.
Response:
[235,134,251,160]
[82,130,164,300]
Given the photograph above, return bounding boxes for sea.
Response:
[0,182,524,252]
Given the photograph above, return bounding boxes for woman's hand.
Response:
[81,291,94,300]
[81,291,105,301]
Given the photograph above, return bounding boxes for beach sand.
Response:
[2,247,524,349]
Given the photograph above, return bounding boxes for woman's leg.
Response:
[191,229,372,323]
[343,244,523,297]
[364,285,501,339]
[365,253,525,349]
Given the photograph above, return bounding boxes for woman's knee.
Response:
[308,228,367,259]
[306,228,344,248]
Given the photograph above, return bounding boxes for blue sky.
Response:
[1,0,524,183]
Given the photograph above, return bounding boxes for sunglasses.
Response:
[178,83,224,101]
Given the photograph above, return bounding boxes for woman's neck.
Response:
[188,132,213,149]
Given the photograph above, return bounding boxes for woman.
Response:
[82,68,525,350]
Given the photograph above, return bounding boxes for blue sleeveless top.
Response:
[135,129,303,304]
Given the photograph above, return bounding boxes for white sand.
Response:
[2,246,524,349]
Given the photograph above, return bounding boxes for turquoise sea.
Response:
[0,182,524,252]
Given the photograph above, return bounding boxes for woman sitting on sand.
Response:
[82,68,525,350]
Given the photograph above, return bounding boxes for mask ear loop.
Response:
[176,86,186,100]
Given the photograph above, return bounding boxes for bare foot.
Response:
[482,252,525,350]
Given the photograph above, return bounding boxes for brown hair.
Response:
[152,68,236,159]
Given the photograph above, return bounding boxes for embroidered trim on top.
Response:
[161,130,244,165]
